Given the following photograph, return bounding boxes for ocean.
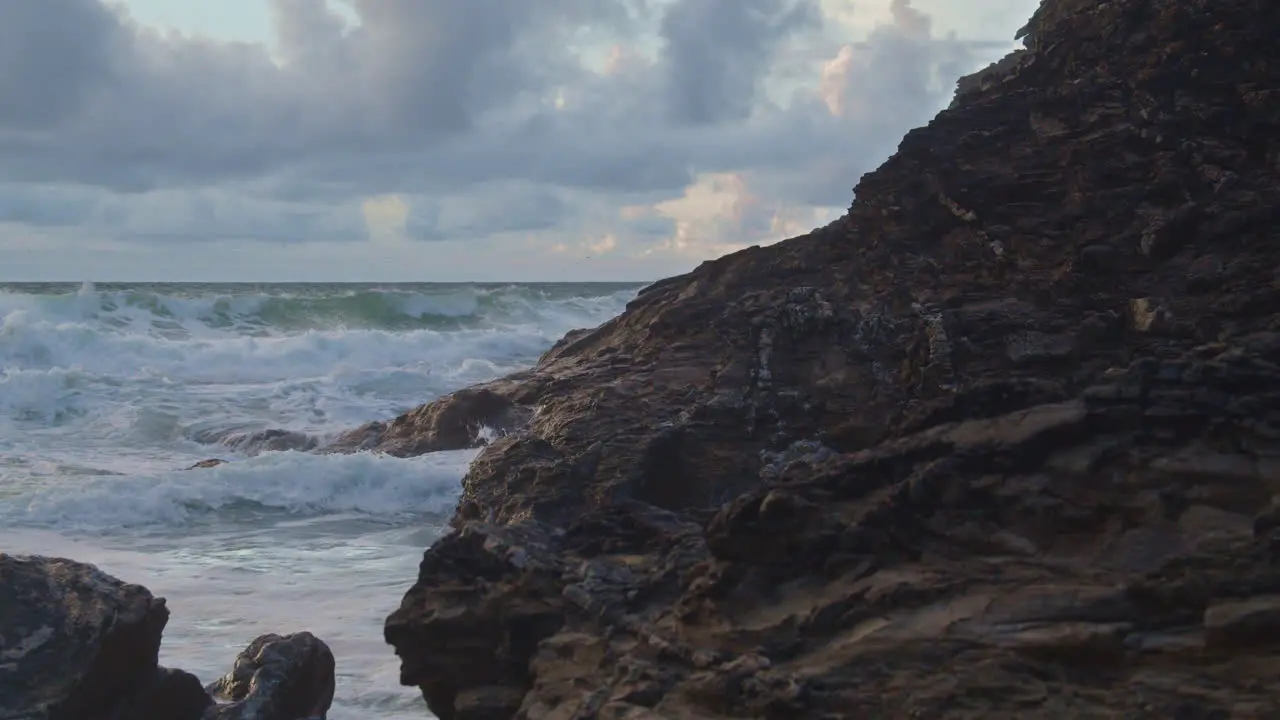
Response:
[0,281,641,718]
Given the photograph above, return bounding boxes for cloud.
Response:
[0,0,1038,279]
[658,0,821,125]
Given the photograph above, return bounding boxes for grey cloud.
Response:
[0,0,119,129]
[0,0,1033,247]
[405,183,571,241]
[0,184,100,227]
[658,0,821,125]
[100,190,368,243]
[622,213,679,239]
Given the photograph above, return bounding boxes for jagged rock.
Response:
[0,555,334,720]
[323,386,530,457]
[381,0,1280,718]
[0,554,207,720]
[204,633,335,720]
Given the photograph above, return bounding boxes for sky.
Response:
[0,0,1040,282]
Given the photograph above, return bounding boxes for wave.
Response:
[0,449,478,531]
[0,282,637,435]
[0,281,641,335]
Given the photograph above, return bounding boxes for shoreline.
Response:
[7,0,1280,717]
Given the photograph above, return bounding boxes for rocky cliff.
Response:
[381,0,1280,717]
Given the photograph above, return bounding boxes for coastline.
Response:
[6,0,1280,718]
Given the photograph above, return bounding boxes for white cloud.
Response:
[0,0,1040,280]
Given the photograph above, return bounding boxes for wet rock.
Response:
[0,555,334,720]
[324,387,529,457]
[187,459,228,470]
[205,633,335,720]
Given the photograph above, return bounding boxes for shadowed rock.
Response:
[382,0,1280,717]
[0,554,208,720]
[0,555,335,720]
[205,633,335,720]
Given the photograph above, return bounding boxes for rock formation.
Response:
[382,0,1280,717]
[0,554,335,720]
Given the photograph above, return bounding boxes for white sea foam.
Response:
[0,449,479,531]
[0,282,635,445]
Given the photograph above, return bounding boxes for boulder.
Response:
[0,555,335,720]
[205,633,335,720]
[0,554,206,720]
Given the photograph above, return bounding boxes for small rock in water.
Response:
[187,459,229,470]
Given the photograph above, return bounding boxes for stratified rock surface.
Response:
[0,555,334,720]
[384,0,1280,718]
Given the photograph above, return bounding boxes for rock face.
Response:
[0,554,334,720]
[383,0,1280,717]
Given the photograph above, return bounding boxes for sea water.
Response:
[0,281,640,718]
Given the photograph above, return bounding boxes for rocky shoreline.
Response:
[0,554,335,720]
[6,0,1280,718]
[380,0,1280,717]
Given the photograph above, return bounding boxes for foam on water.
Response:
[0,280,641,719]
[0,449,479,531]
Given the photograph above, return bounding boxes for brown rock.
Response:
[0,554,336,720]
[323,386,529,457]
[204,632,336,720]
[1204,596,1280,650]
[379,1,1280,718]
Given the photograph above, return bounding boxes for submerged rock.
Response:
[0,554,335,720]
[381,0,1280,717]
[191,428,318,456]
[187,458,229,470]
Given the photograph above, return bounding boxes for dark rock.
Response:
[186,459,228,470]
[119,667,213,720]
[205,633,335,720]
[1186,254,1225,292]
[323,386,530,457]
[0,555,334,720]
[0,554,173,720]
[1077,244,1120,272]
[378,0,1280,718]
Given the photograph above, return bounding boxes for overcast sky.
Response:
[0,0,1038,282]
